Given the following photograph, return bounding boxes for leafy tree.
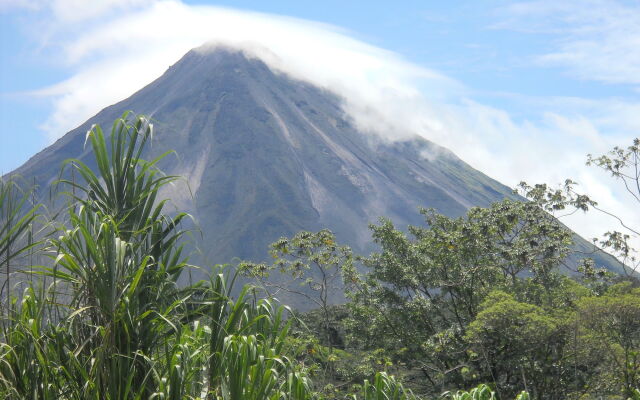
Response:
[240,229,353,357]
[344,198,573,393]
[516,138,640,276]
[465,291,569,399]
[576,284,640,397]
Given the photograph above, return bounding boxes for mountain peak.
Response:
[163,46,274,84]
[11,46,516,267]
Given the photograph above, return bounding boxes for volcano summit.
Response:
[9,47,618,273]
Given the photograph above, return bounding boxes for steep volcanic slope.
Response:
[10,47,618,273]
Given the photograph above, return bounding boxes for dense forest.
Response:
[1,113,639,399]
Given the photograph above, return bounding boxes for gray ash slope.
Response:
[12,47,621,274]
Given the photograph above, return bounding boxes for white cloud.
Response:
[51,0,155,22]
[29,0,461,145]
[0,0,154,19]
[0,0,40,12]
[494,0,640,85]
[11,0,640,260]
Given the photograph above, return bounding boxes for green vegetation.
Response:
[1,113,639,399]
[285,202,636,398]
[0,175,41,289]
[0,114,311,399]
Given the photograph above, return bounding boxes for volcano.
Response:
[9,47,620,274]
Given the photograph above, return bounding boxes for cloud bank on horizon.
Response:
[4,0,640,251]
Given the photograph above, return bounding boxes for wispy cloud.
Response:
[0,0,154,19]
[0,0,40,12]
[494,0,640,85]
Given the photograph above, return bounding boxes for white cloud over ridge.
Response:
[14,0,640,257]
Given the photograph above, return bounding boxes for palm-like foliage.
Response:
[34,113,189,398]
[0,177,46,398]
[57,114,178,237]
[0,113,314,399]
[441,384,530,400]
[442,384,496,400]
[356,372,418,400]
[0,177,41,294]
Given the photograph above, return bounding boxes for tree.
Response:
[465,291,568,399]
[344,198,573,393]
[240,229,353,359]
[517,138,640,276]
[576,283,640,397]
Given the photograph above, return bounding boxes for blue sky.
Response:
[1,0,640,242]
